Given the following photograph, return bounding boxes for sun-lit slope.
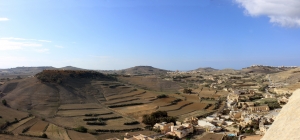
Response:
[269,67,300,84]
[0,70,117,117]
[262,89,300,140]
[118,75,181,92]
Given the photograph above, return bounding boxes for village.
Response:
[107,67,293,140]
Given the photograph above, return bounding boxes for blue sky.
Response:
[0,0,300,70]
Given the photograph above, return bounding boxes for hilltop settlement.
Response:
[0,65,299,140]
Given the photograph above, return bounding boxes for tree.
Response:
[183,88,192,94]
[2,99,7,106]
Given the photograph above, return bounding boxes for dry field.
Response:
[0,134,46,140]
[56,109,111,117]
[105,90,146,101]
[158,101,192,112]
[177,110,215,121]
[12,117,39,134]
[6,116,35,131]
[118,76,181,92]
[150,97,177,106]
[113,104,158,120]
[45,123,71,140]
[58,103,102,110]
[168,103,208,116]
[67,130,97,140]
[26,120,49,136]
[0,105,28,125]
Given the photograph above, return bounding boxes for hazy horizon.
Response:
[1,0,300,70]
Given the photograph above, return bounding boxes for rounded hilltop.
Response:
[35,70,116,84]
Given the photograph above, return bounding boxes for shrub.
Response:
[171,99,182,104]
[22,126,31,133]
[183,88,192,94]
[157,94,168,98]
[83,118,98,121]
[41,133,47,138]
[86,121,106,125]
[124,121,140,125]
[2,99,7,106]
[74,126,88,133]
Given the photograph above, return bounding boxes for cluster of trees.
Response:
[142,111,177,126]
[35,70,116,84]
[84,112,113,116]
[86,121,106,125]
[265,101,281,110]
[124,121,140,125]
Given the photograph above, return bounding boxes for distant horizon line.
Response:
[0,64,299,72]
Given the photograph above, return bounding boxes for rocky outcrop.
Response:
[262,89,300,140]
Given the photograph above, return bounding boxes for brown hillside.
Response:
[0,70,116,117]
[117,66,170,75]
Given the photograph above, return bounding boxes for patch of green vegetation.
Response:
[157,94,168,98]
[124,121,140,125]
[142,111,177,126]
[2,99,7,106]
[74,126,88,133]
[183,88,192,94]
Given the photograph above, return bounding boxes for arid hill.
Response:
[0,66,87,79]
[192,67,218,72]
[0,70,116,117]
[269,67,300,84]
[117,66,170,75]
[241,66,295,74]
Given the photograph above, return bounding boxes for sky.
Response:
[0,0,300,70]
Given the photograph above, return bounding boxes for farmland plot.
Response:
[67,130,96,140]
[6,116,34,131]
[59,103,102,110]
[12,117,39,134]
[57,109,111,117]
[168,103,208,116]
[158,101,193,112]
[45,123,71,140]
[26,120,49,136]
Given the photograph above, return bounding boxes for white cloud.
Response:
[38,40,52,43]
[234,0,300,27]
[0,18,9,21]
[35,48,49,53]
[54,45,64,48]
[0,37,49,53]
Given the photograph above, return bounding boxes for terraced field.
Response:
[6,116,35,132]
[158,101,193,111]
[12,117,39,134]
[56,109,111,117]
[45,124,71,140]
[58,103,102,110]
[26,120,49,136]
[168,102,209,116]
[67,130,97,140]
